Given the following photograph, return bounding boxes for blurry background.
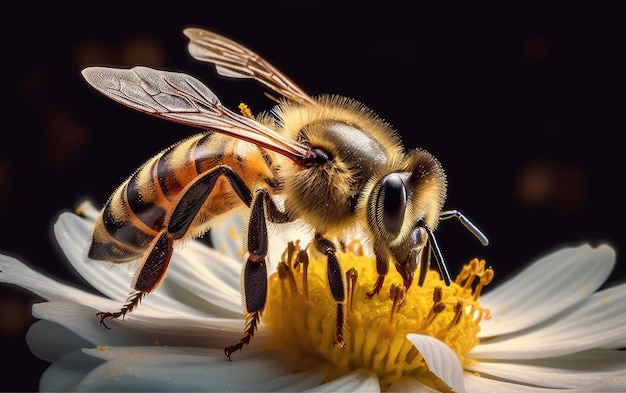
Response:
[1,1,623,390]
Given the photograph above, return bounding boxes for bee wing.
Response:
[183,27,317,106]
[82,66,313,164]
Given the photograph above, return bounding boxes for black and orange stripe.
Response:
[88,132,278,263]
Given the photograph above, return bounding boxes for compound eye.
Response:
[374,173,407,239]
[313,148,331,164]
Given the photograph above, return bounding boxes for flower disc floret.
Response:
[263,242,493,390]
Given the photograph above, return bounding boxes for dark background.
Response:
[1,1,623,391]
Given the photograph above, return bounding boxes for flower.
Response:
[1,201,625,392]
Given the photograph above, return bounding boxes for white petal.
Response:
[387,375,442,392]
[0,254,107,306]
[26,320,92,363]
[304,368,380,392]
[54,212,241,319]
[0,251,167,326]
[479,243,615,338]
[570,374,626,392]
[465,348,626,389]
[210,212,315,270]
[210,214,246,262]
[471,283,626,359]
[250,364,329,391]
[162,241,243,317]
[406,334,466,393]
[600,338,626,349]
[53,211,139,301]
[76,200,102,220]
[39,350,104,392]
[30,301,256,350]
[463,372,563,392]
[75,346,299,392]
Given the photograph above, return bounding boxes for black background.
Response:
[1,2,624,391]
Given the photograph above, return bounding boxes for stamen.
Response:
[277,261,298,296]
[451,301,464,327]
[388,283,406,322]
[282,241,311,298]
[283,240,299,268]
[438,301,464,339]
[298,248,310,298]
[346,267,358,311]
[477,308,491,324]
[432,286,443,304]
[473,267,494,301]
[452,258,494,324]
[421,287,446,330]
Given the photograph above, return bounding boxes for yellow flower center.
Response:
[263,241,493,391]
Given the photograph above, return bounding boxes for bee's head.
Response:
[366,149,448,284]
[365,148,489,287]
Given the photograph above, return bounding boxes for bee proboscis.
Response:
[81,27,488,359]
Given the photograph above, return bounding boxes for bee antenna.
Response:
[439,210,489,246]
[417,219,451,286]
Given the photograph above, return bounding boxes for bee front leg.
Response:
[416,244,432,287]
[365,242,390,299]
[97,230,173,327]
[313,234,347,349]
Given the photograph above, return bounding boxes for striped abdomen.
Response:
[88,132,277,263]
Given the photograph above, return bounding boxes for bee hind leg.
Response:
[97,290,146,328]
[97,230,173,327]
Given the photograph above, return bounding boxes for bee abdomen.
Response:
[88,182,158,262]
[102,200,156,249]
[88,214,144,263]
[105,135,206,249]
[88,132,259,262]
[126,171,167,231]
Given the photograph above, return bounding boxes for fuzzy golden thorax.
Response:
[265,95,405,234]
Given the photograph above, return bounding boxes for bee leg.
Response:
[313,234,347,349]
[365,245,390,299]
[225,190,272,360]
[417,244,432,287]
[224,189,291,359]
[97,230,173,327]
[161,165,274,359]
[168,165,253,238]
[365,275,386,299]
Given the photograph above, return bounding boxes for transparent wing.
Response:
[183,27,317,106]
[81,66,313,164]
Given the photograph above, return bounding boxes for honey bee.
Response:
[81,27,488,359]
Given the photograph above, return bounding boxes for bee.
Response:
[81,27,489,359]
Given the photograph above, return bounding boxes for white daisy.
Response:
[1,201,624,392]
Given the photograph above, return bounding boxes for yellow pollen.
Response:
[238,103,255,119]
[263,241,493,391]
